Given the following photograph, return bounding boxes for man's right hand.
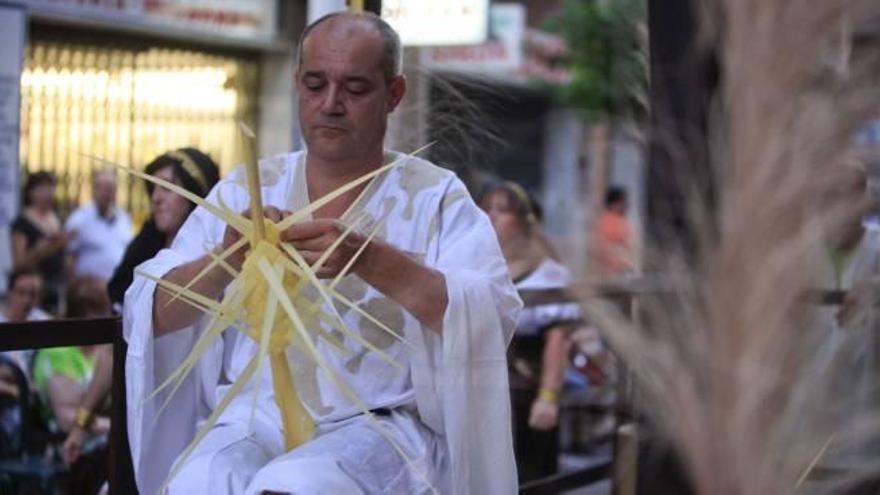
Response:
[222,206,285,270]
[155,206,288,335]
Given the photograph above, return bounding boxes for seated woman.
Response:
[63,148,220,466]
[0,268,49,457]
[481,181,582,482]
[0,268,49,377]
[32,276,112,436]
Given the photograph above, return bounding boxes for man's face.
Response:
[93,171,117,212]
[8,274,42,319]
[296,19,405,163]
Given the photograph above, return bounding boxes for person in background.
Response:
[107,148,220,311]
[0,268,49,455]
[0,268,49,326]
[481,181,580,482]
[590,186,636,279]
[62,148,220,480]
[33,276,111,435]
[11,171,72,313]
[63,148,220,467]
[0,268,49,376]
[66,169,133,282]
[31,276,112,494]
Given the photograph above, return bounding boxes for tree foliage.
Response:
[544,0,648,121]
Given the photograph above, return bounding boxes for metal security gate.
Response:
[19,30,259,223]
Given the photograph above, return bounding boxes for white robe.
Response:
[124,151,522,494]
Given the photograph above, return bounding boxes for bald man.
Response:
[124,13,520,494]
[66,169,132,281]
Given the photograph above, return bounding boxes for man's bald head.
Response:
[297,12,402,85]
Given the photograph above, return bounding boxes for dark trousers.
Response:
[513,388,559,483]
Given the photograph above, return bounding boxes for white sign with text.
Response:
[421,3,526,75]
[382,0,490,46]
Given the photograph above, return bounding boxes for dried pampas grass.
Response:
[582,1,880,494]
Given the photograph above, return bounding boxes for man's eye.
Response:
[346,83,368,94]
[304,79,325,91]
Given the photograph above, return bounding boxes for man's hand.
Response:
[281,219,367,278]
[281,218,448,332]
[223,207,285,270]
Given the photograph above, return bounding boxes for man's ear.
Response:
[387,75,407,113]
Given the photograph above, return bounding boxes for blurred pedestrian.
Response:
[66,169,133,281]
[0,267,49,378]
[33,275,112,494]
[33,276,111,435]
[0,268,48,458]
[590,186,635,278]
[481,181,580,482]
[11,171,72,313]
[0,267,49,326]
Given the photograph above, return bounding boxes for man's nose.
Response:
[320,84,344,115]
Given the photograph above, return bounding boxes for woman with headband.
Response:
[107,148,220,310]
[481,181,581,482]
[62,148,219,468]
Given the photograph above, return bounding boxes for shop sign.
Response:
[381,0,490,46]
[421,3,525,74]
[144,0,277,40]
[20,0,278,40]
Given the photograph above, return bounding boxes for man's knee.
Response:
[246,455,365,495]
[167,438,269,494]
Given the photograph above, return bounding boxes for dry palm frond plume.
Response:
[581,0,880,494]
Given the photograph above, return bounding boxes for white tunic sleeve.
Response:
[410,178,522,495]
[124,181,244,495]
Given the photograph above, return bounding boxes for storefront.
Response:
[21,26,261,220]
[0,0,303,287]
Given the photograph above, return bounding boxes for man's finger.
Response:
[297,250,321,266]
[263,206,283,223]
[281,220,335,242]
[290,238,328,252]
[315,268,336,279]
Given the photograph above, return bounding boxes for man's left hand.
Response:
[281,219,369,278]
